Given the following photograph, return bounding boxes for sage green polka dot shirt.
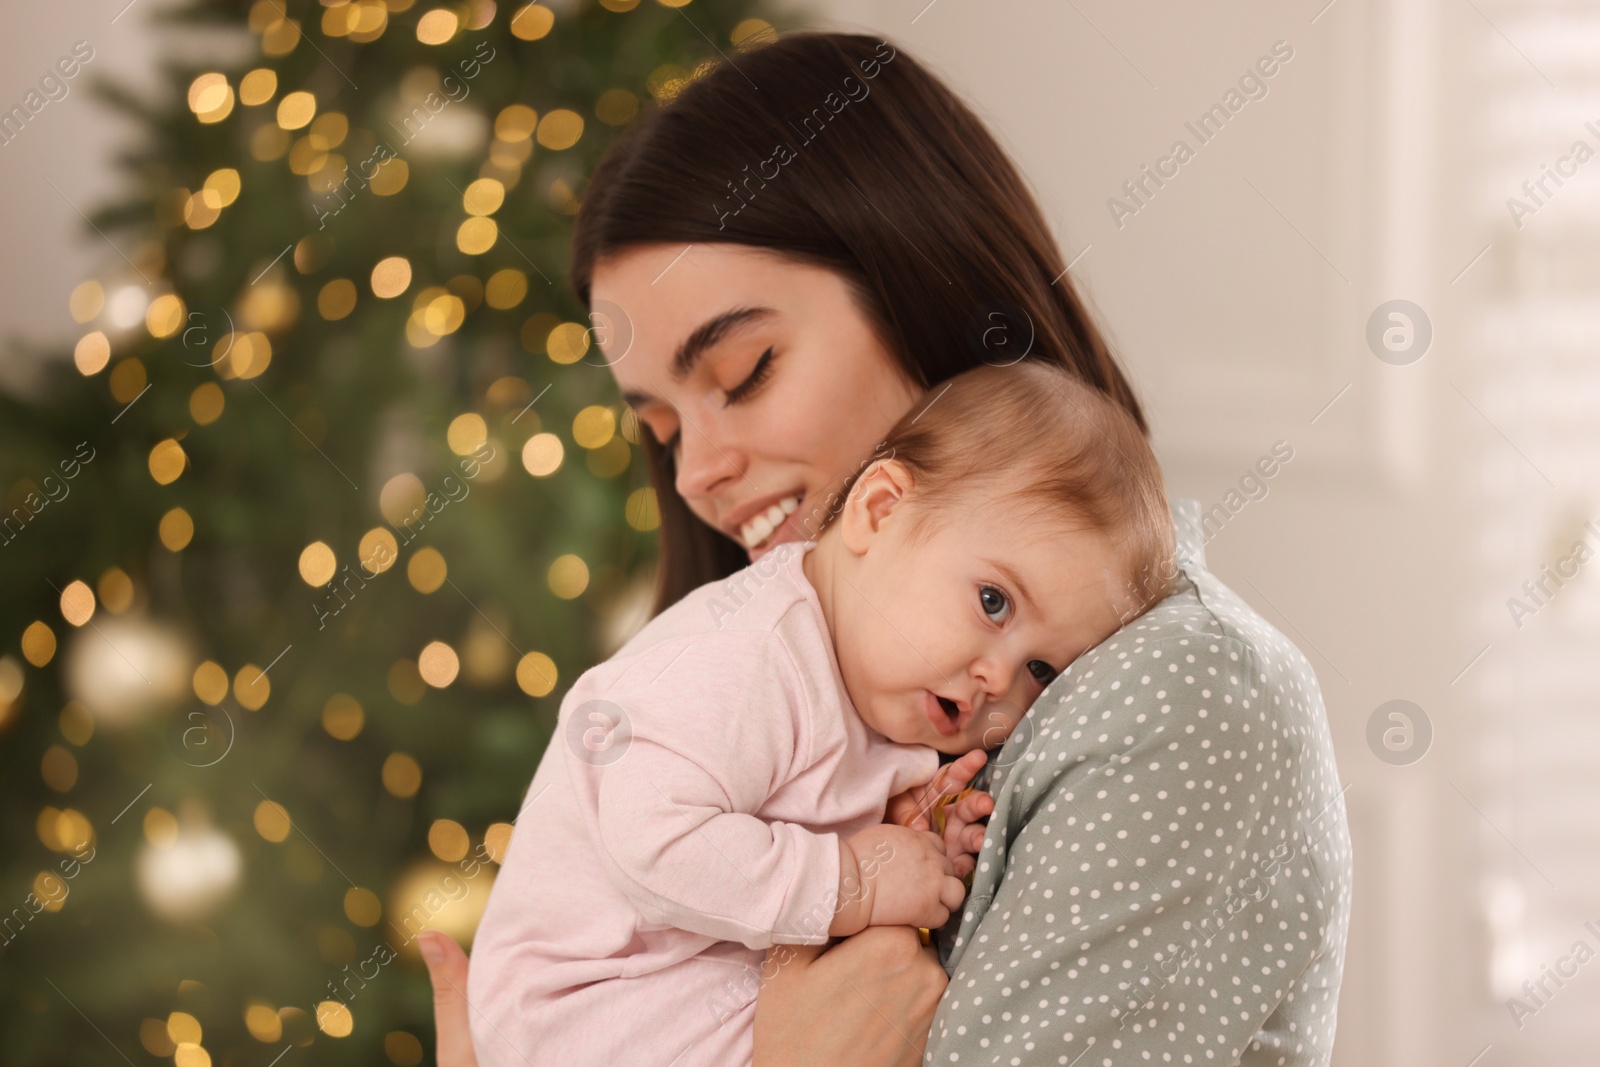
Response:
[927,499,1352,1066]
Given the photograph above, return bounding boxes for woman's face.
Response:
[591,243,925,563]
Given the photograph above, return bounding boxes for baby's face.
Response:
[819,464,1131,756]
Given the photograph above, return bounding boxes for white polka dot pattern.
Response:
[927,500,1352,1066]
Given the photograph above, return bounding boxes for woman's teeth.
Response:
[740,494,802,550]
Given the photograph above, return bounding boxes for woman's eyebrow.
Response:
[620,306,776,407]
[670,306,776,381]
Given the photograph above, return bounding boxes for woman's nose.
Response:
[672,414,743,501]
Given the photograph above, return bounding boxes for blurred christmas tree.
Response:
[0,1,774,1063]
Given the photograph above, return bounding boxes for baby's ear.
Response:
[838,458,916,552]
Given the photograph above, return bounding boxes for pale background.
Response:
[5,1,1598,1063]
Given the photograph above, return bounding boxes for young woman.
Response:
[420,32,1351,1067]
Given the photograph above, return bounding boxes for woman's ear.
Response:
[838,458,916,554]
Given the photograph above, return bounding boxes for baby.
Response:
[467,361,1175,1066]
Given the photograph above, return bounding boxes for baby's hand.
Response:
[886,749,994,879]
[833,824,965,934]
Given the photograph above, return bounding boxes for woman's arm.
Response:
[752,926,949,1067]
[418,931,479,1067]
[419,925,951,1067]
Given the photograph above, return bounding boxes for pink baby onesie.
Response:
[467,539,941,1066]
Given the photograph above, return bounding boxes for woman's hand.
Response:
[885,749,993,879]
[418,931,479,1067]
[753,926,948,1067]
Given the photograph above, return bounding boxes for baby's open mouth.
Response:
[923,690,965,736]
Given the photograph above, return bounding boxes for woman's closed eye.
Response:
[642,346,776,452]
[724,345,775,404]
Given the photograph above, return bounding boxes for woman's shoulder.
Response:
[1129,496,1320,694]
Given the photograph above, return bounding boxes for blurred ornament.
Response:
[388,859,494,956]
[62,612,192,727]
[136,808,242,922]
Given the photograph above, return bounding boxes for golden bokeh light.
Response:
[379,473,426,526]
[239,68,278,106]
[149,438,187,485]
[261,16,302,56]
[160,507,195,551]
[494,104,538,141]
[146,293,186,339]
[521,433,563,476]
[322,693,364,740]
[484,269,527,309]
[205,168,242,208]
[189,382,225,425]
[407,547,447,594]
[387,660,423,705]
[98,567,135,614]
[418,641,459,687]
[277,90,317,130]
[168,1011,203,1045]
[59,581,95,627]
[416,8,459,44]
[510,3,555,40]
[595,88,638,126]
[318,278,357,320]
[455,217,497,255]
[21,621,56,667]
[625,487,661,532]
[370,158,408,195]
[572,405,616,449]
[344,886,381,926]
[385,1032,423,1065]
[74,331,110,375]
[244,1003,282,1042]
[545,321,590,364]
[254,799,292,843]
[732,17,777,50]
[382,752,422,797]
[547,554,589,600]
[234,664,270,711]
[187,73,229,114]
[143,807,178,848]
[536,109,583,150]
[371,256,412,298]
[59,702,93,746]
[69,279,104,323]
[462,178,505,216]
[586,437,631,478]
[109,358,147,404]
[316,1001,353,1038]
[299,541,337,586]
[515,652,557,697]
[447,414,487,455]
[42,744,78,792]
[358,527,398,575]
[483,821,514,863]
[421,292,466,334]
[193,661,229,705]
[428,819,469,862]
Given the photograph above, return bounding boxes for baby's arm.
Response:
[885,749,994,878]
[584,635,855,949]
[592,729,845,949]
[826,823,967,936]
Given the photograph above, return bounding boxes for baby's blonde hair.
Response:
[827,361,1178,622]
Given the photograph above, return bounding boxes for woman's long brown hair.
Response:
[570,32,1145,618]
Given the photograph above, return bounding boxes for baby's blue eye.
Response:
[980,585,1011,622]
[1028,660,1058,685]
